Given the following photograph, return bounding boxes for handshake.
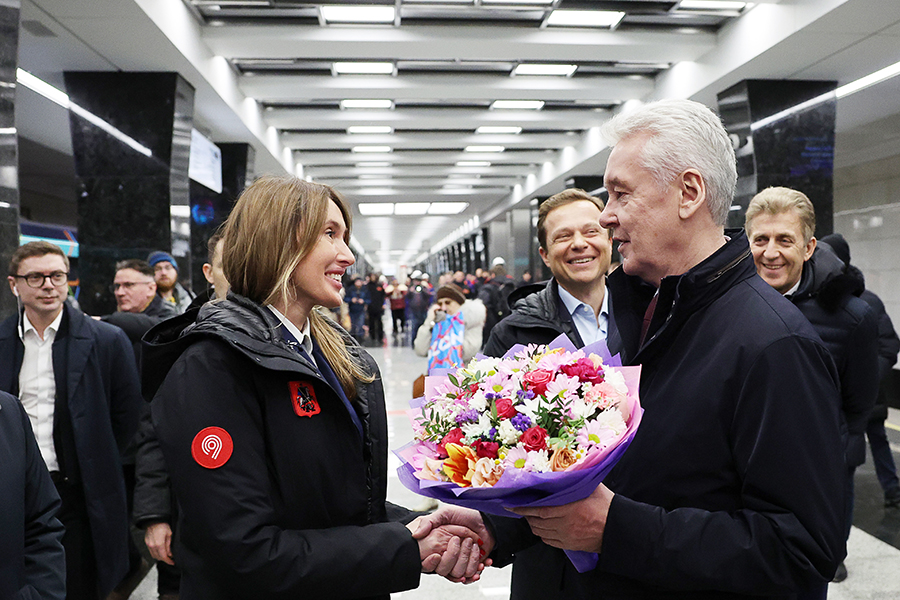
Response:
[405,505,494,584]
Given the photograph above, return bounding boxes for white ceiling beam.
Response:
[240,73,654,103]
[204,24,716,64]
[294,149,559,165]
[283,131,580,150]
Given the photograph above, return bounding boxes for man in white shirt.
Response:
[0,241,141,600]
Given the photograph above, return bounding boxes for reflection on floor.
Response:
[131,329,900,599]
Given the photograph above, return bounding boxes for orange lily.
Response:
[442,443,477,487]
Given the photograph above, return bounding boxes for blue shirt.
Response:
[557,284,610,346]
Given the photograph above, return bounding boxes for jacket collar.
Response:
[609,229,754,363]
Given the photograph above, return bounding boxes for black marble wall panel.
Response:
[718,79,837,235]
[188,142,255,293]
[0,3,20,321]
[64,72,195,314]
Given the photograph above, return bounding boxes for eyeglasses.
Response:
[14,271,68,288]
[110,281,153,293]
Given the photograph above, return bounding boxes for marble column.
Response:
[0,2,20,321]
[189,142,255,293]
[717,79,837,235]
[64,72,195,314]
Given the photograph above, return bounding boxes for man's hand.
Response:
[512,483,614,553]
[407,506,495,584]
[144,522,175,565]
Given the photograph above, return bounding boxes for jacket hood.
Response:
[794,244,865,312]
[460,298,487,327]
[141,293,342,401]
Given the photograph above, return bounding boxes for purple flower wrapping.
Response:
[396,335,643,572]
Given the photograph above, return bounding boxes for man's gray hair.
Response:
[601,99,737,226]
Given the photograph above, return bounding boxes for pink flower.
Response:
[473,440,500,459]
[561,357,605,384]
[495,398,517,419]
[471,457,504,487]
[524,370,553,395]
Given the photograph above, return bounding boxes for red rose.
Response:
[561,358,605,384]
[521,426,548,452]
[524,369,554,395]
[495,398,517,419]
[438,428,465,458]
[473,440,500,459]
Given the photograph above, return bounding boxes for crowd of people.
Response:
[2,98,899,600]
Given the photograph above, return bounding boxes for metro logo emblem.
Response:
[191,427,234,469]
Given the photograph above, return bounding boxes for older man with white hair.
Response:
[417,99,847,599]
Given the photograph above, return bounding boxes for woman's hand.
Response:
[144,522,175,565]
[406,517,489,583]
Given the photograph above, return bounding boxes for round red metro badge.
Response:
[191,427,234,469]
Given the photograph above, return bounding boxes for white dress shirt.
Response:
[558,284,610,347]
[18,309,64,472]
[267,306,314,355]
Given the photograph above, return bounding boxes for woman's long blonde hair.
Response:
[221,175,373,397]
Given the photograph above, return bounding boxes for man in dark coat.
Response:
[104,259,178,358]
[819,233,900,509]
[0,390,66,600]
[419,99,846,599]
[746,188,879,583]
[1,242,142,600]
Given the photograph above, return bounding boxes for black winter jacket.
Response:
[486,232,846,599]
[789,246,879,467]
[143,294,421,600]
[853,268,899,422]
[482,278,621,358]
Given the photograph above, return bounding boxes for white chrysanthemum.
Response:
[604,369,628,395]
[569,398,595,419]
[469,390,488,412]
[517,396,541,421]
[498,420,520,445]
[527,449,552,473]
[461,413,493,440]
[593,407,627,435]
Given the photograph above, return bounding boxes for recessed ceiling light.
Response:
[513,64,577,77]
[347,126,393,134]
[475,126,523,134]
[428,202,469,214]
[546,10,625,28]
[394,203,430,215]
[356,162,392,167]
[465,145,505,153]
[455,161,491,167]
[320,5,395,23]
[357,203,395,215]
[490,100,544,110]
[352,146,392,153]
[333,62,394,75]
[677,1,746,10]
[340,99,394,109]
[358,174,387,180]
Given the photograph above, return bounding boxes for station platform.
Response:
[132,327,900,600]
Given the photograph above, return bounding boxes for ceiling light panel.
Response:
[357,203,395,215]
[333,62,395,75]
[481,0,553,4]
[347,126,394,134]
[455,161,491,167]
[513,64,577,77]
[320,5,396,23]
[352,146,392,153]
[356,162,392,167]
[546,10,625,28]
[394,203,431,215]
[475,126,522,134]
[465,145,505,152]
[340,99,394,109]
[490,100,544,110]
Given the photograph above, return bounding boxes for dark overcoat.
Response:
[0,304,142,597]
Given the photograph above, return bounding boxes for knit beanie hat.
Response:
[436,284,466,305]
[147,251,178,271]
[819,233,850,265]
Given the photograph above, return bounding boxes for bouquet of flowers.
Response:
[396,335,642,519]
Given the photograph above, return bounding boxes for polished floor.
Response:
[132,322,900,599]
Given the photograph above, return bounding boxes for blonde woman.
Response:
[143,175,490,599]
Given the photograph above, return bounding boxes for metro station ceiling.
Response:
[16,0,900,271]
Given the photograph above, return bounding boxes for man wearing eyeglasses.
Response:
[0,241,142,600]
